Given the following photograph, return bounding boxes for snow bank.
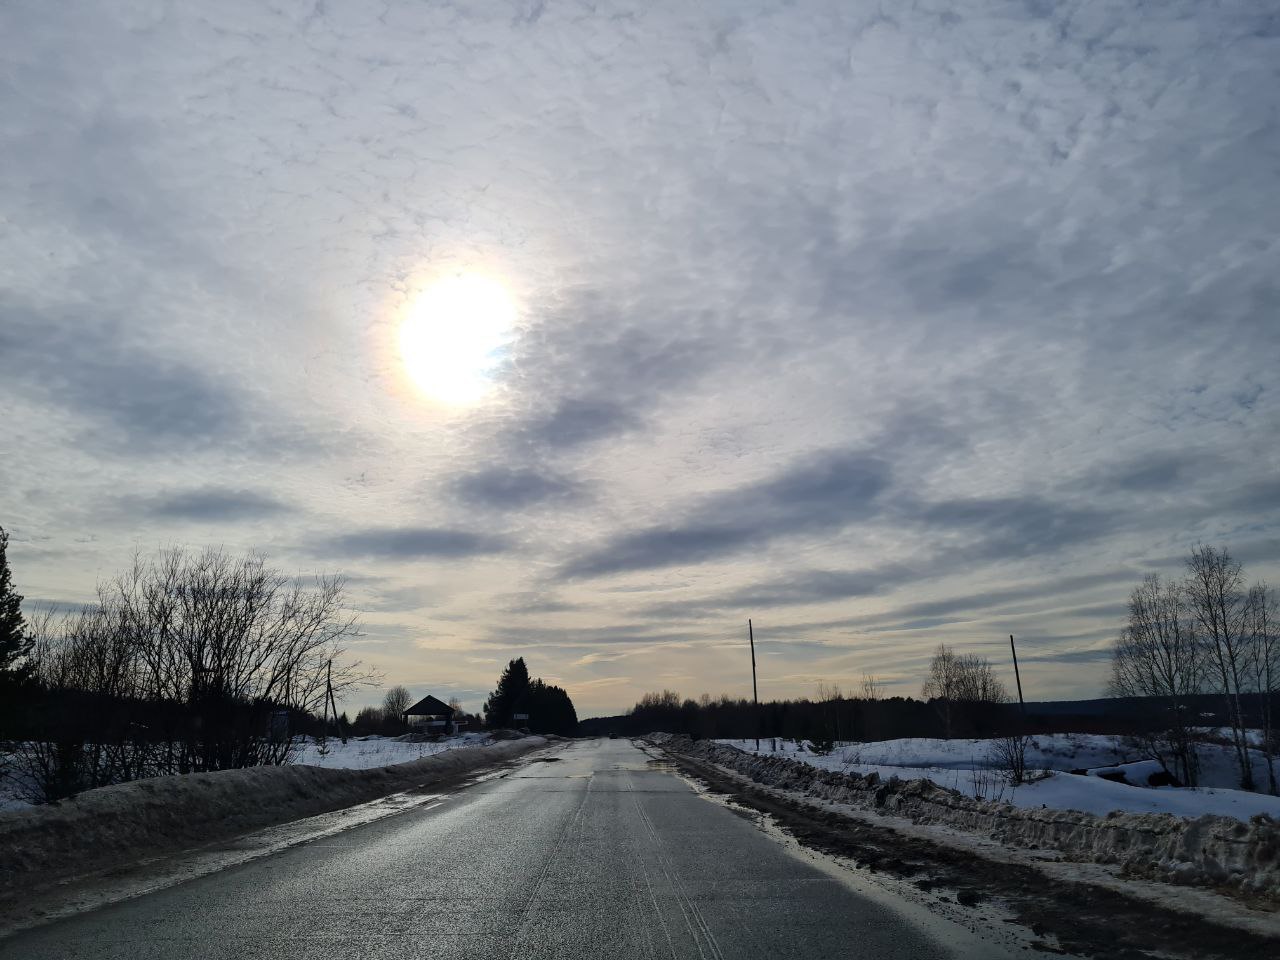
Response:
[1016,771,1280,820]
[715,736,1280,821]
[0,735,546,895]
[0,733,498,810]
[660,737,1280,900]
[719,734,1271,789]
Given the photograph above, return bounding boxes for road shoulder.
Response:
[659,742,1280,960]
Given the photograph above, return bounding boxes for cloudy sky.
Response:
[3,1,1278,717]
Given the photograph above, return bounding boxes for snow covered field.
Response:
[717,735,1280,822]
[290,733,494,769]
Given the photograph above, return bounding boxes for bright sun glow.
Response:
[398,274,517,405]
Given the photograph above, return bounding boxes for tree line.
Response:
[598,637,1019,744]
[600,679,1015,744]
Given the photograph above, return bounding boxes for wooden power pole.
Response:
[325,658,345,743]
[1009,634,1026,717]
[748,619,759,752]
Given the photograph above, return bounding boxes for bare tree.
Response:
[922,644,960,738]
[13,548,372,801]
[860,674,884,701]
[1185,545,1255,789]
[1247,582,1278,794]
[1109,574,1204,786]
[990,733,1034,786]
[383,685,412,730]
[13,611,119,801]
[922,644,1009,738]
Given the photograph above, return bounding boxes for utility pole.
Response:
[748,619,759,753]
[325,658,345,744]
[1009,635,1026,717]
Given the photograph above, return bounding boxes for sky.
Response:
[2,1,1278,718]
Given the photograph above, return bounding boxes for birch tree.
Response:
[1184,545,1255,789]
[1109,574,1203,785]
[1247,582,1278,794]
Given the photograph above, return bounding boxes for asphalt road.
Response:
[1,739,999,959]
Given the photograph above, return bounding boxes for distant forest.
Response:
[578,689,1273,743]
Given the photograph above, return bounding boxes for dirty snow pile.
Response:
[716,735,1280,822]
[660,736,1280,900]
[0,735,546,898]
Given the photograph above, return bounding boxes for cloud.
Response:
[852,572,1128,627]
[1226,478,1280,516]
[0,301,242,451]
[1020,648,1114,665]
[508,399,643,451]
[715,565,915,609]
[1099,453,1202,494]
[3,0,1278,714]
[448,465,583,510]
[912,496,1117,561]
[137,487,292,522]
[561,450,891,579]
[498,591,580,614]
[351,583,435,614]
[327,528,510,560]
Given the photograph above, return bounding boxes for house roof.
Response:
[403,694,455,717]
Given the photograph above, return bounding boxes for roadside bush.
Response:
[990,734,1034,786]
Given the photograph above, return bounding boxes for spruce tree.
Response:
[525,680,579,736]
[0,525,32,688]
[483,657,530,729]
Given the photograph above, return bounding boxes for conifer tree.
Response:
[483,657,530,729]
[0,525,32,689]
[525,679,579,736]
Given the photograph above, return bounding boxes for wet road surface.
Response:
[1,739,997,959]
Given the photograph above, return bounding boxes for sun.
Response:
[398,274,517,405]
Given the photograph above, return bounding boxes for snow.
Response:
[0,749,34,812]
[290,733,494,769]
[1015,770,1280,819]
[715,735,1280,822]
